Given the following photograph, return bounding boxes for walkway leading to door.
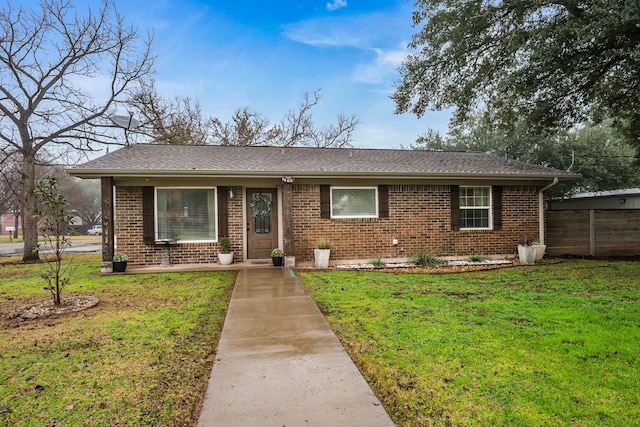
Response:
[198,268,395,427]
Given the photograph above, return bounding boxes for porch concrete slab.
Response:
[198,267,395,427]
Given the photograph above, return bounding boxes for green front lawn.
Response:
[0,254,236,426]
[299,260,640,426]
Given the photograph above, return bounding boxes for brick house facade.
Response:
[68,145,578,271]
[112,183,540,267]
[291,184,540,263]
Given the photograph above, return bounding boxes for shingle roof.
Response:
[68,144,579,180]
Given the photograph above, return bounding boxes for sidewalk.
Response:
[198,268,395,427]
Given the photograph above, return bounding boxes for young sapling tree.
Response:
[34,176,78,305]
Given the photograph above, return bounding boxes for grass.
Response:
[0,254,236,426]
[0,236,22,243]
[298,260,640,426]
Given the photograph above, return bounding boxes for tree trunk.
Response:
[12,212,19,239]
[21,152,39,262]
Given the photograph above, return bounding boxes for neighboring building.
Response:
[68,144,579,271]
[547,188,640,257]
[1,212,21,236]
[548,188,640,210]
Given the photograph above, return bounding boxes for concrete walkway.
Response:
[198,268,395,427]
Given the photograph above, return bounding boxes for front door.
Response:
[246,188,278,259]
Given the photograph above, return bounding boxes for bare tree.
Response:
[131,85,359,148]
[0,151,22,238]
[66,179,102,230]
[267,90,358,148]
[0,0,154,261]
[230,90,359,148]
[129,80,210,145]
[210,108,273,146]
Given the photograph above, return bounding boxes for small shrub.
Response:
[113,252,128,262]
[271,248,284,257]
[370,257,386,269]
[316,239,333,250]
[410,251,445,267]
[218,237,232,253]
[469,254,486,262]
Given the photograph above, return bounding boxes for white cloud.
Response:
[353,47,408,84]
[326,0,347,12]
[283,17,363,48]
[283,10,410,49]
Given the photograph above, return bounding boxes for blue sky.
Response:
[47,0,450,148]
[110,1,450,148]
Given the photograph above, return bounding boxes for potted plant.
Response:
[218,237,234,265]
[113,252,128,273]
[517,238,536,264]
[530,238,546,262]
[314,238,333,269]
[271,248,284,266]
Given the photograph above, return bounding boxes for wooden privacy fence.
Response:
[546,209,640,257]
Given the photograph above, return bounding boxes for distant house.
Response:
[1,212,21,236]
[547,188,640,257]
[68,144,579,271]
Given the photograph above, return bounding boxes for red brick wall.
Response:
[115,183,540,266]
[290,184,540,262]
[115,186,244,266]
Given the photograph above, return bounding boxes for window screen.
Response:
[331,187,377,218]
[156,188,216,241]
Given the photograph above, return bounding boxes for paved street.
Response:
[0,238,101,257]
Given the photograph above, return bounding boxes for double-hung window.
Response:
[330,187,378,218]
[156,187,217,242]
[459,186,491,229]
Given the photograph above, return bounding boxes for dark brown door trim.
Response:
[246,188,278,259]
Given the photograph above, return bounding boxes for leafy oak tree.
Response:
[393,0,640,145]
[413,120,640,197]
[0,0,153,262]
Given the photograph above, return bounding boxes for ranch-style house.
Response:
[68,144,579,271]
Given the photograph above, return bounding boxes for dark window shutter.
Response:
[142,186,155,244]
[320,185,330,219]
[493,185,503,231]
[217,186,229,237]
[378,185,389,218]
[450,185,460,232]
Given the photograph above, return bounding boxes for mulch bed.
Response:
[6,295,99,326]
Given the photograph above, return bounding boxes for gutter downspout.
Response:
[539,177,559,245]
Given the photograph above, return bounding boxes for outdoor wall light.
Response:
[282,176,294,184]
[229,188,234,199]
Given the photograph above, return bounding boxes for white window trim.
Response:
[155,186,218,243]
[459,186,492,230]
[330,186,379,219]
